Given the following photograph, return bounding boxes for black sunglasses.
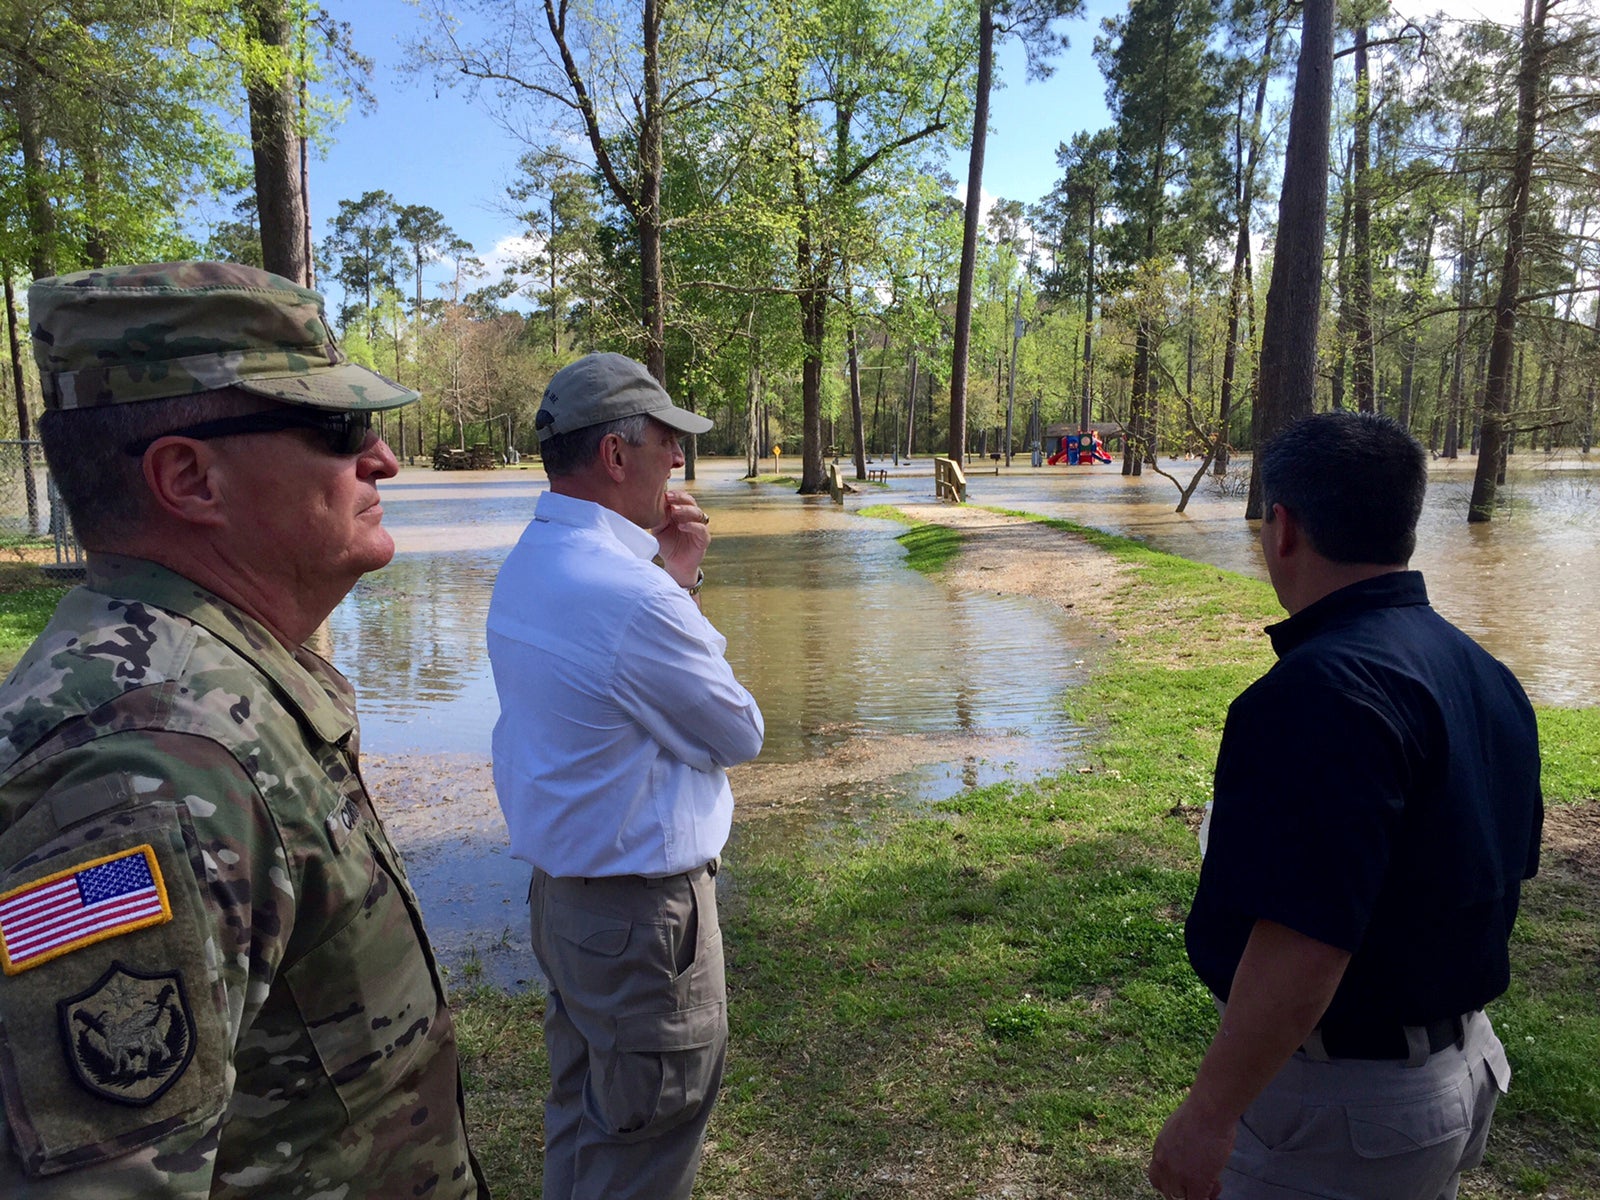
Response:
[124,409,375,457]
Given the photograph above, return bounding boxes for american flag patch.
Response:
[0,846,171,975]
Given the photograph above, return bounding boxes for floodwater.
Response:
[321,453,1594,986]
[965,452,1598,708]
[330,462,1097,985]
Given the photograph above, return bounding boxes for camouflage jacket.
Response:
[0,556,486,1198]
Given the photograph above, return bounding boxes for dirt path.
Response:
[889,501,1128,625]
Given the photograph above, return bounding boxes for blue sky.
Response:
[293,0,1119,303]
[286,0,1518,309]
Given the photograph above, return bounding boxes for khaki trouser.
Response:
[529,864,727,1200]
[1224,1009,1511,1199]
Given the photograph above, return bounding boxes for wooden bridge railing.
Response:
[933,455,967,503]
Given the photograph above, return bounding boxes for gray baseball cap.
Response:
[535,352,713,442]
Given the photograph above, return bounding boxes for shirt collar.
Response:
[1265,570,1430,658]
[533,490,661,561]
[84,554,356,745]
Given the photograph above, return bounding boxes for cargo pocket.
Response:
[590,999,726,1142]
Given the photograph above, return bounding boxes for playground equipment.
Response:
[1047,430,1113,466]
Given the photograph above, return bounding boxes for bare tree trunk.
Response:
[869,330,887,455]
[847,322,867,479]
[1350,26,1376,413]
[300,73,315,287]
[1216,14,1280,476]
[1247,0,1335,519]
[1469,0,1546,522]
[243,0,311,285]
[683,383,697,483]
[16,64,56,281]
[1545,206,1588,452]
[1080,204,1095,431]
[947,0,994,461]
[639,0,666,380]
[1330,140,1355,411]
[81,150,109,269]
[1004,280,1021,466]
[1397,212,1436,431]
[744,308,761,478]
[904,352,920,459]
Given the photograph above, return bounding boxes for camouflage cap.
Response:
[535,352,713,442]
[28,261,419,412]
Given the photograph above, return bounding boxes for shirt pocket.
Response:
[282,830,439,1125]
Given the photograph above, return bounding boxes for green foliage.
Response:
[1,1,238,277]
[320,189,401,337]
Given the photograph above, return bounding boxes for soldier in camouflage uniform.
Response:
[0,263,489,1197]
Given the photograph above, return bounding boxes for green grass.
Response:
[857,504,964,574]
[454,505,1599,1197]
[0,518,1586,1197]
[1539,707,1600,803]
[0,584,67,657]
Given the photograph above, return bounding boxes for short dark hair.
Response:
[1259,412,1427,565]
[38,388,262,547]
[538,414,651,478]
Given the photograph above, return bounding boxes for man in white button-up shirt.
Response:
[487,353,765,1200]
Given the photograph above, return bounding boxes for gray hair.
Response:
[538,414,652,478]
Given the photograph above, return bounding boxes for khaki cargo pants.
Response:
[529,863,727,1200]
[1223,1009,1511,1199]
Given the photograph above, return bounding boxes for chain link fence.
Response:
[0,440,84,575]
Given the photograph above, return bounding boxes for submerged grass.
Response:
[857,504,963,574]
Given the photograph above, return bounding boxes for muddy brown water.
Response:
[335,461,1101,986]
[969,451,1599,709]
[321,453,1600,988]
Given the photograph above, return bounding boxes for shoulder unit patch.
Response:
[0,845,172,974]
[58,961,197,1105]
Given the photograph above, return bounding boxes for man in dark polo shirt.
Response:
[1148,412,1542,1200]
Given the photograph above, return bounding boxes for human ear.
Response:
[141,439,227,528]
[1268,503,1300,557]
[599,432,628,482]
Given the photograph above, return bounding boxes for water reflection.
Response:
[963,455,1598,706]
[325,551,505,752]
[329,464,1095,986]
[332,465,1090,773]
[317,455,1591,985]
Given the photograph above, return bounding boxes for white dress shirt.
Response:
[487,490,765,878]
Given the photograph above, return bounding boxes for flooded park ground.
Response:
[330,451,1597,988]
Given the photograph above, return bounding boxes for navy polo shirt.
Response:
[1186,571,1542,1027]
